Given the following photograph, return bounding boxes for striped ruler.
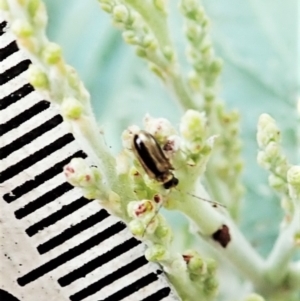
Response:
[0,15,179,301]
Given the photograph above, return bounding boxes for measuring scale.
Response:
[0,15,179,301]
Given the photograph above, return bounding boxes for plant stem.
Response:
[124,0,170,49]
[286,261,300,290]
[264,203,300,285]
[175,183,266,288]
[124,0,196,111]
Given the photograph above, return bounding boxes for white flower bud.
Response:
[163,135,181,157]
[122,30,139,45]
[121,125,140,149]
[28,64,49,89]
[42,42,62,65]
[287,165,300,200]
[64,158,100,188]
[113,5,129,23]
[243,294,265,301]
[264,141,280,159]
[127,200,156,219]
[128,219,145,236]
[143,114,176,143]
[12,19,33,37]
[145,244,169,262]
[61,97,84,119]
[257,151,270,169]
[180,110,207,141]
[153,0,167,13]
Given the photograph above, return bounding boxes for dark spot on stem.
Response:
[212,224,231,247]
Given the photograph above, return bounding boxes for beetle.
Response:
[131,130,179,189]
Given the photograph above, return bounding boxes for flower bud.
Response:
[257,114,280,148]
[122,125,140,149]
[32,1,48,28]
[61,97,83,119]
[28,64,49,89]
[162,46,175,61]
[243,294,265,301]
[113,5,129,23]
[28,0,41,18]
[163,135,181,157]
[148,63,165,79]
[185,23,201,41]
[127,200,155,219]
[180,110,207,141]
[42,42,62,65]
[268,174,286,192]
[203,277,218,296]
[206,258,217,275]
[100,3,112,13]
[183,249,204,275]
[287,165,300,199]
[64,158,100,188]
[128,219,145,236]
[145,244,168,261]
[12,20,33,38]
[209,58,223,74]
[153,0,167,13]
[143,114,176,144]
[122,30,139,45]
[136,47,147,58]
[142,35,157,50]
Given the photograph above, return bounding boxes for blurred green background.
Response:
[43,0,299,257]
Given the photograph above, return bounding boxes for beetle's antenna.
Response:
[186,192,226,208]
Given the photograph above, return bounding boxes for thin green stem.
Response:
[124,0,196,110]
[264,202,300,285]
[124,0,170,49]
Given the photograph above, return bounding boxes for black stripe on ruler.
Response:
[99,273,159,301]
[14,182,73,219]
[26,196,89,237]
[0,100,50,136]
[141,287,171,301]
[0,114,63,160]
[0,21,7,36]
[0,84,34,111]
[3,150,86,203]
[0,59,31,86]
[17,221,126,286]
[37,209,109,254]
[0,40,19,62]
[59,237,141,287]
[69,255,147,301]
[0,133,74,184]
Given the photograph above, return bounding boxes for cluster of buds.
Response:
[180,0,222,98]
[183,249,218,295]
[256,114,291,205]
[179,110,216,172]
[98,1,158,60]
[64,158,103,199]
[98,0,177,81]
[127,198,172,244]
[6,0,89,105]
[122,111,215,197]
[63,158,122,217]
[145,246,218,298]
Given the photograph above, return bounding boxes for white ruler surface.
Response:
[0,16,179,301]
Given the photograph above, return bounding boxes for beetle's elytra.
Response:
[132,130,178,189]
